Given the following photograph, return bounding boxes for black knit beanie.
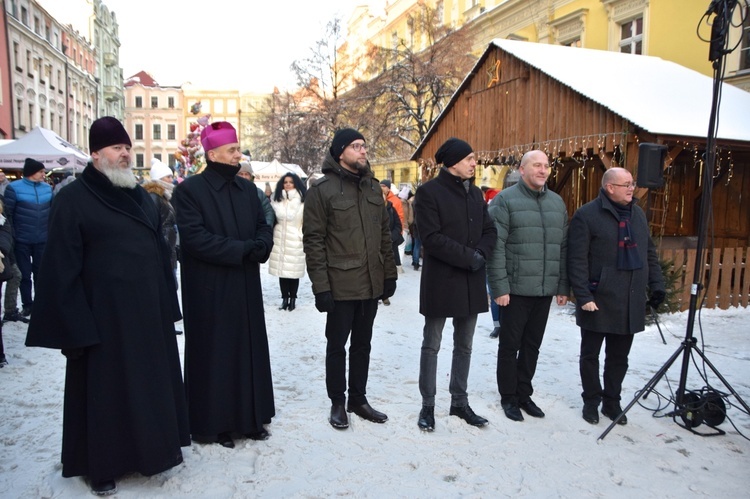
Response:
[330,128,365,160]
[23,158,45,177]
[435,138,473,167]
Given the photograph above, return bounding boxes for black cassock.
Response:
[173,163,275,440]
[26,165,190,481]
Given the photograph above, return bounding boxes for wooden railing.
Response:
[660,246,750,311]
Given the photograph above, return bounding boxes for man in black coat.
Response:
[568,167,665,425]
[26,117,190,496]
[173,121,275,448]
[414,138,497,431]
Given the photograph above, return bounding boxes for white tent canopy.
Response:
[0,127,89,171]
[251,158,307,186]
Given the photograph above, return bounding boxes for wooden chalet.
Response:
[412,40,750,310]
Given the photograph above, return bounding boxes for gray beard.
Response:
[99,156,137,189]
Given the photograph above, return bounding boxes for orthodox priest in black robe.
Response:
[172,121,275,448]
[26,117,190,496]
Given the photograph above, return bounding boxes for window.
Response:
[151,96,158,108]
[168,96,175,108]
[21,7,28,25]
[26,50,32,76]
[619,17,643,54]
[136,154,144,168]
[168,153,175,166]
[28,104,34,130]
[13,43,20,71]
[153,124,161,140]
[167,124,176,140]
[741,14,750,70]
[134,124,143,140]
[153,153,162,161]
[16,100,23,130]
[135,96,142,108]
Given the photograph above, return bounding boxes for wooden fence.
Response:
[661,246,750,311]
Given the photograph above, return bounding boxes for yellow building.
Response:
[340,0,749,189]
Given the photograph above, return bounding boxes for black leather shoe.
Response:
[347,402,388,423]
[21,306,32,317]
[418,406,435,431]
[602,404,627,425]
[288,298,296,311]
[246,428,270,441]
[90,479,117,496]
[279,298,289,310]
[582,403,599,424]
[217,432,235,448]
[449,405,488,427]
[519,399,545,418]
[489,327,500,339]
[3,311,29,323]
[501,401,524,422]
[329,404,349,429]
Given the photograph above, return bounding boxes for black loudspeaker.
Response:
[637,143,668,189]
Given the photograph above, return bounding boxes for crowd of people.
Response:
[4,117,666,496]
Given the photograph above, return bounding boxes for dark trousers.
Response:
[279,278,299,299]
[325,299,379,406]
[580,329,634,407]
[391,242,401,266]
[497,295,552,403]
[14,241,45,307]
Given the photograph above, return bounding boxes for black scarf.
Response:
[608,191,642,271]
[206,159,240,181]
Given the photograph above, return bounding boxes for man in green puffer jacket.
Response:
[487,150,569,422]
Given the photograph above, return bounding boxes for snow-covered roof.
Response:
[491,39,750,142]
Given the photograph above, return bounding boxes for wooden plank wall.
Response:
[661,246,749,310]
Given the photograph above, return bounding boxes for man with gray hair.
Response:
[568,167,665,425]
[26,117,189,495]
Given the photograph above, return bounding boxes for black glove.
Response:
[648,290,666,309]
[469,250,486,272]
[314,291,335,313]
[248,240,268,262]
[381,279,397,300]
[61,348,85,360]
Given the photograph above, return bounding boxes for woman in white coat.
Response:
[268,173,307,311]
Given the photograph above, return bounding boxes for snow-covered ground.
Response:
[1,263,748,497]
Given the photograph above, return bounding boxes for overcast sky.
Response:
[37,0,368,92]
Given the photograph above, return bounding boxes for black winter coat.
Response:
[567,190,665,334]
[172,162,275,437]
[25,164,189,481]
[415,168,497,317]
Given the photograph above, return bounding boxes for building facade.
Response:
[0,7,14,139]
[89,0,124,120]
[3,0,97,152]
[123,71,184,173]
